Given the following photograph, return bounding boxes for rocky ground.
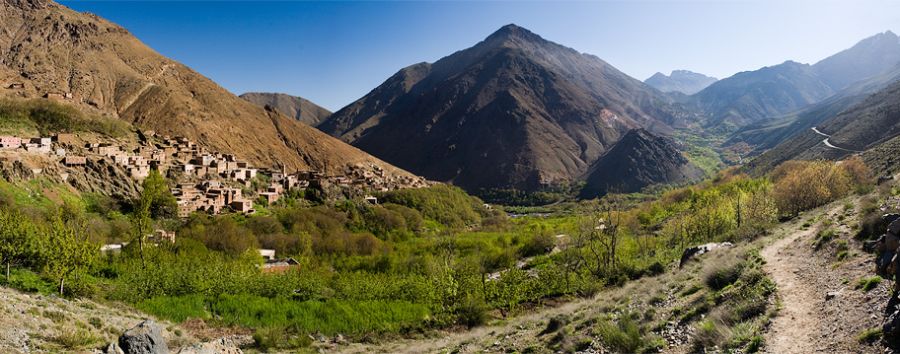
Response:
[762,200,889,353]
[0,286,251,353]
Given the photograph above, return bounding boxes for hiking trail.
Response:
[761,201,886,354]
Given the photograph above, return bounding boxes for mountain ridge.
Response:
[240,92,331,127]
[645,70,718,95]
[320,24,696,195]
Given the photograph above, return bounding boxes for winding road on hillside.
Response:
[811,127,862,153]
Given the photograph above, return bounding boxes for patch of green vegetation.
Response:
[857,327,882,343]
[855,276,882,292]
[47,327,103,350]
[814,228,837,250]
[0,98,130,137]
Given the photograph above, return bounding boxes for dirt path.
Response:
[761,202,886,354]
[761,225,822,353]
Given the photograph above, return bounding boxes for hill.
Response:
[0,0,410,178]
[320,24,696,194]
[693,31,900,131]
[726,62,900,155]
[240,92,332,126]
[645,70,717,95]
[579,129,703,198]
[748,77,900,172]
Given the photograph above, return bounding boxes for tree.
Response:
[140,169,177,219]
[41,217,96,295]
[0,210,38,282]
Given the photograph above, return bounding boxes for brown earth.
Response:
[240,92,331,127]
[0,0,413,179]
[761,200,886,354]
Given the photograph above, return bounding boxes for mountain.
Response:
[747,77,900,172]
[579,129,704,198]
[645,70,717,95]
[812,31,900,90]
[239,92,331,127]
[319,24,695,193]
[693,31,900,131]
[726,62,900,154]
[0,0,409,177]
[692,61,836,130]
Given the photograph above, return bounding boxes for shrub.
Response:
[858,327,882,343]
[594,316,642,353]
[703,258,744,291]
[855,276,882,292]
[48,327,102,350]
[456,295,490,329]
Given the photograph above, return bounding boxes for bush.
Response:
[48,327,103,350]
[855,276,882,292]
[594,316,642,353]
[457,295,490,329]
[703,258,744,291]
[858,327,882,343]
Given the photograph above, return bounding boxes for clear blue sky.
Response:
[61,1,900,111]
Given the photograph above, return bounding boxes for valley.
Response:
[1,0,900,353]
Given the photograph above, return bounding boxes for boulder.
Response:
[106,342,125,354]
[118,320,168,354]
[679,242,734,268]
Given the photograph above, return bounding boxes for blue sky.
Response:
[61,1,900,111]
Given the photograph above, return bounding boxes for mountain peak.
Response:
[484,23,546,46]
[645,70,718,95]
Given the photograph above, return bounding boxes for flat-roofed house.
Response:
[230,199,253,214]
[0,136,21,149]
[63,156,87,166]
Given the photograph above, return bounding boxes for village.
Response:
[0,131,428,218]
[0,131,429,272]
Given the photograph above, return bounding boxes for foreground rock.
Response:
[119,320,168,354]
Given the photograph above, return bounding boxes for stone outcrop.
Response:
[118,320,168,354]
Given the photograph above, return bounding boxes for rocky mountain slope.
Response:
[693,31,900,131]
[748,76,900,172]
[320,24,696,193]
[239,92,331,126]
[0,0,411,178]
[645,70,717,95]
[726,62,900,154]
[579,129,704,198]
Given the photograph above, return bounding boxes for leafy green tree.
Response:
[141,169,177,219]
[40,217,96,295]
[0,210,38,282]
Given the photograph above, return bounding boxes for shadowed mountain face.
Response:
[240,92,331,127]
[645,70,717,95]
[0,0,412,177]
[579,129,704,198]
[320,24,696,193]
[694,31,900,131]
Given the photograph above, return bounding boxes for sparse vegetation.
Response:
[855,276,882,292]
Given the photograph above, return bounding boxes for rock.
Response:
[118,320,168,354]
[107,342,125,354]
[825,291,839,300]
